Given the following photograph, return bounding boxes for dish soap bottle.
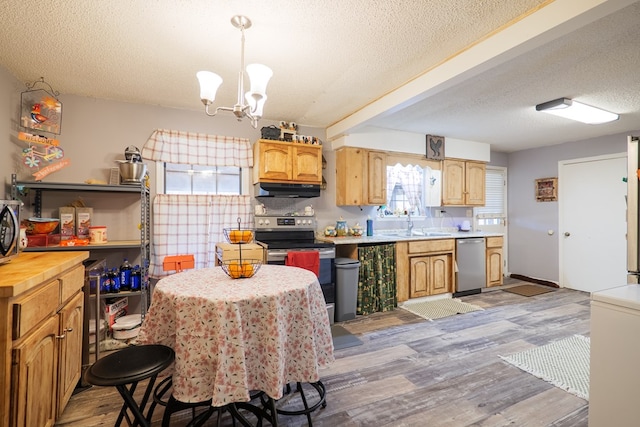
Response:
[366,216,374,236]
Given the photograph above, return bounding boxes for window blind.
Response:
[476,168,505,218]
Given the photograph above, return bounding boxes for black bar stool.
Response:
[84,344,175,427]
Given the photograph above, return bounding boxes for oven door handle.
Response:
[267,248,336,262]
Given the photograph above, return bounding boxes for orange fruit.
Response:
[241,261,254,277]
[240,230,253,243]
[229,230,242,243]
[227,261,242,278]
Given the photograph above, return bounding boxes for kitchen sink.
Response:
[376,230,451,237]
[424,232,452,236]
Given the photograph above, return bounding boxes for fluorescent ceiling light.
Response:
[535,98,619,124]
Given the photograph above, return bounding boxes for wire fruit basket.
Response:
[223,228,254,244]
[220,218,261,279]
[220,259,262,279]
[223,217,254,244]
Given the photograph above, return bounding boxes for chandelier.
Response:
[196,15,273,128]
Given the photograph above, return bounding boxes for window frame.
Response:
[155,162,252,195]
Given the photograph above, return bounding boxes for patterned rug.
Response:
[500,335,590,400]
[399,298,483,321]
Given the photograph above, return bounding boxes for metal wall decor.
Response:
[20,77,62,135]
[535,177,558,202]
[426,135,445,160]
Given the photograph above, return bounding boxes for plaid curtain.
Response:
[357,244,397,315]
[141,129,253,168]
[150,194,252,278]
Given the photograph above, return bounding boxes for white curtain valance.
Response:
[141,129,253,168]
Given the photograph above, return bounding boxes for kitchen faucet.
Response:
[406,211,413,236]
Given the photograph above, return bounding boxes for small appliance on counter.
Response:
[0,200,21,265]
[116,145,147,184]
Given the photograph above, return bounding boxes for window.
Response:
[385,163,425,216]
[164,163,242,195]
[475,167,506,225]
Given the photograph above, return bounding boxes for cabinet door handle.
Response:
[56,333,66,339]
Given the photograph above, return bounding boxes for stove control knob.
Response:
[296,219,301,225]
[264,219,270,226]
[257,219,263,226]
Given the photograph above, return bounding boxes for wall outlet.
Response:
[435,209,443,218]
[466,209,473,217]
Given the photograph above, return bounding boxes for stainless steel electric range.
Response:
[254,215,335,306]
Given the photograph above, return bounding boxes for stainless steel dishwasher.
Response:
[454,238,486,297]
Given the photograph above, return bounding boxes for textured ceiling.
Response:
[1,0,639,152]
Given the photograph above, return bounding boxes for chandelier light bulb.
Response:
[196,16,271,128]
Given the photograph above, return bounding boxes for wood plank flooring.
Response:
[56,281,591,426]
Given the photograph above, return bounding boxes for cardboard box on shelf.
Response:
[76,207,93,239]
[102,297,128,329]
[59,206,75,240]
[215,242,266,265]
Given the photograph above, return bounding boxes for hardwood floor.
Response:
[56,281,591,426]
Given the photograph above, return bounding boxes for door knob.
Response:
[564,232,570,237]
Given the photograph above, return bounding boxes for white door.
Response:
[559,153,627,292]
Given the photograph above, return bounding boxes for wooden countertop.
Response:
[0,251,90,298]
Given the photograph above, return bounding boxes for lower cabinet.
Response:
[397,239,455,302]
[57,292,84,417]
[2,252,87,427]
[486,236,504,287]
[410,254,452,298]
[11,315,59,427]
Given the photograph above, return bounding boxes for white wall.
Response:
[331,127,491,162]
[506,132,635,282]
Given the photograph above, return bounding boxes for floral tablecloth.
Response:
[137,265,334,406]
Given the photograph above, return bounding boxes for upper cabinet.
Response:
[253,139,322,184]
[336,147,387,206]
[442,159,486,206]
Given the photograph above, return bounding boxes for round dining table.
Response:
[136,264,335,407]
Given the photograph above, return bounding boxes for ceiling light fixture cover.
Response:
[197,15,272,128]
[535,97,619,124]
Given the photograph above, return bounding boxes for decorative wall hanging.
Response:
[18,132,69,180]
[20,77,62,135]
[535,177,558,202]
[426,135,445,160]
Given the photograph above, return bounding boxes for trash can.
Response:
[335,257,361,322]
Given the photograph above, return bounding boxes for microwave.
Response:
[0,200,21,265]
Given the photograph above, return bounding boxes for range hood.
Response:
[254,182,321,198]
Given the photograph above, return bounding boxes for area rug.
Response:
[500,335,590,400]
[400,298,483,321]
[331,325,363,350]
[502,284,555,297]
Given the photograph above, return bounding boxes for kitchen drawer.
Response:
[59,265,84,304]
[408,239,455,254]
[12,279,59,340]
[486,236,503,248]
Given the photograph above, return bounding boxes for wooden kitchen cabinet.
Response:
[253,139,322,184]
[486,236,504,287]
[442,159,486,206]
[397,239,455,301]
[336,147,387,205]
[1,252,88,427]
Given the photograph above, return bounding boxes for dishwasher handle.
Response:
[457,238,485,245]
